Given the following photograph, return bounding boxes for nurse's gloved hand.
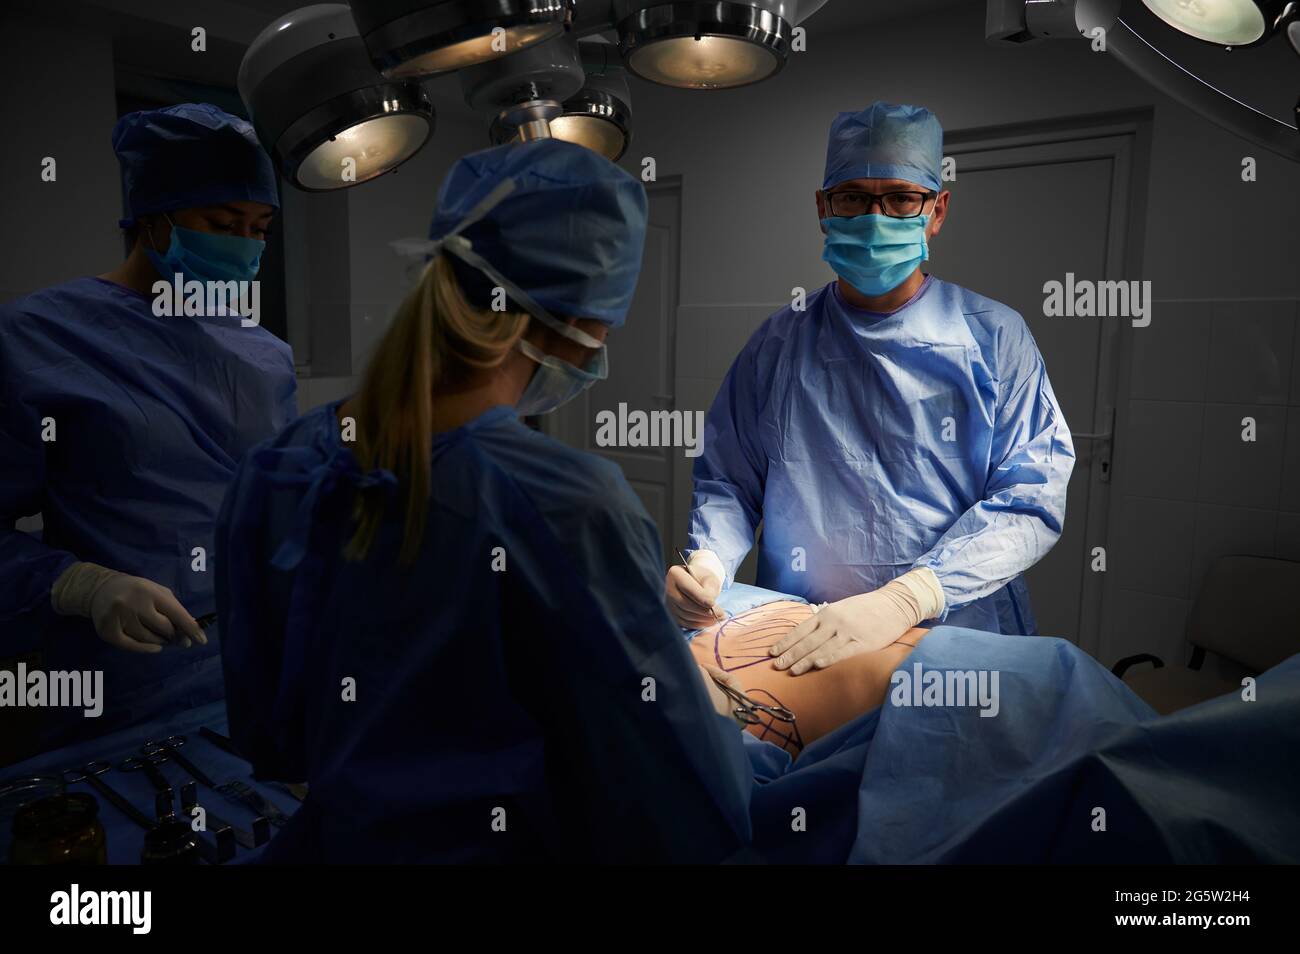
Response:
[698,664,747,723]
[771,568,945,676]
[666,549,726,629]
[51,562,207,654]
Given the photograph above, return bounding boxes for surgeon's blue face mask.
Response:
[821,213,929,297]
[146,214,265,285]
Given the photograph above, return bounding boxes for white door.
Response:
[543,179,682,565]
[932,113,1148,651]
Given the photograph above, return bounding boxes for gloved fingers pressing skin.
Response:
[151,587,205,646]
[795,633,865,675]
[770,618,832,670]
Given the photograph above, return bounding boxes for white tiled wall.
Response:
[1100,299,1300,668]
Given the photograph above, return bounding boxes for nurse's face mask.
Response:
[820,188,934,297]
[146,213,265,285]
[515,320,608,417]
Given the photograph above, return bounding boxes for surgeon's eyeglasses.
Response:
[825,190,936,219]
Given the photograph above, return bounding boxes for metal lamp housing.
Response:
[613,0,795,89]
[553,75,634,161]
[239,4,435,192]
[349,0,573,79]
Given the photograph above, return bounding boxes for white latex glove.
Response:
[771,567,945,675]
[51,562,206,655]
[665,549,726,629]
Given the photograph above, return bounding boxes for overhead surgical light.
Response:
[613,0,794,89]
[552,74,633,159]
[464,32,586,145]
[986,0,1299,161]
[1138,0,1289,47]
[491,40,633,160]
[348,0,573,79]
[239,4,435,191]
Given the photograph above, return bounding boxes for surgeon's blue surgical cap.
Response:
[823,101,944,193]
[113,103,280,228]
[429,138,648,327]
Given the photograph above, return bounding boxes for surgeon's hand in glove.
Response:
[51,562,207,654]
[771,567,945,675]
[666,549,726,629]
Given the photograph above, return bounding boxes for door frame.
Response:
[943,109,1154,655]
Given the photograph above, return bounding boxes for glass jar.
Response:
[10,793,107,865]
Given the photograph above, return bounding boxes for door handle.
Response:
[1070,407,1115,482]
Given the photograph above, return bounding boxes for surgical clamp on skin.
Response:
[709,674,798,726]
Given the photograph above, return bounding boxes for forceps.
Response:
[709,675,797,726]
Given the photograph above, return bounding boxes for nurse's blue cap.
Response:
[429,138,648,328]
[113,103,280,228]
[822,102,944,193]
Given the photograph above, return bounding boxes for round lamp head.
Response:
[239,4,435,192]
[550,100,631,160]
[1139,0,1285,47]
[489,41,634,161]
[616,0,791,89]
[349,0,572,79]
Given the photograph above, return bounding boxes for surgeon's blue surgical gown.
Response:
[690,278,1074,634]
[216,402,752,863]
[0,277,297,747]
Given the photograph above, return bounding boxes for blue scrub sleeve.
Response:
[511,481,754,862]
[914,350,1074,618]
[0,339,78,625]
[215,454,303,782]
[688,336,768,583]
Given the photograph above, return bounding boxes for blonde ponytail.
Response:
[346,255,529,564]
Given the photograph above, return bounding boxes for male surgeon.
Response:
[667,102,1075,674]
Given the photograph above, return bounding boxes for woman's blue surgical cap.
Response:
[429,139,648,327]
[823,102,944,192]
[113,103,280,228]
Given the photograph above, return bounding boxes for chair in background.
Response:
[1112,555,1300,715]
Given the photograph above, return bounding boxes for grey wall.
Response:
[1107,298,1300,670]
[0,19,123,301]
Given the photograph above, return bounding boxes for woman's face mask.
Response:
[146,214,265,285]
[514,336,608,416]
